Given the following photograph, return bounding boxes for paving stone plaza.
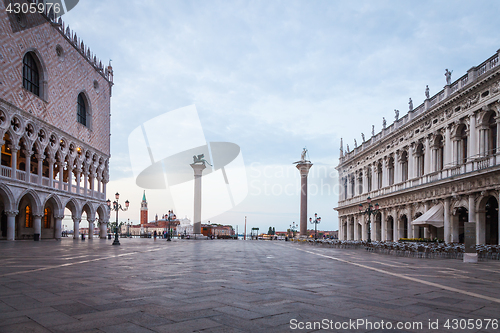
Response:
[1,239,499,333]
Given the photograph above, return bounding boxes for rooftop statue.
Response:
[425,85,430,99]
[361,133,365,142]
[445,69,453,85]
[382,117,387,129]
[354,139,357,148]
[409,98,413,111]
[394,109,399,121]
[372,125,375,136]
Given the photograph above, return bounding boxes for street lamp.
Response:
[309,213,321,240]
[167,210,175,241]
[358,196,379,242]
[107,192,129,245]
[289,221,298,238]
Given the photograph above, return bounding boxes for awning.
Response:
[411,204,444,228]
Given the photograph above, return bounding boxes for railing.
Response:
[1,165,11,178]
[16,170,26,181]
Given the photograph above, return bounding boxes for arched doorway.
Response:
[485,196,498,245]
[452,207,468,243]
[414,212,424,238]
[386,216,394,241]
[400,215,408,239]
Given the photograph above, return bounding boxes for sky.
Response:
[61,0,500,233]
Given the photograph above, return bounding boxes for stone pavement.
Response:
[0,238,499,333]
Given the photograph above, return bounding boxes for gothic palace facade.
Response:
[0,3,112,240]
[336,49,500,245]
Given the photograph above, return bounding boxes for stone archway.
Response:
[386,215,394,241]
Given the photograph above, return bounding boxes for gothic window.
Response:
[77,93,87,126]
[25,205,33,228]
[401,151,408,181]
[44,207,51,228]
[23,52,40,96]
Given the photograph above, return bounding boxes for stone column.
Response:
[496,117,500,156]
[48,156,55,188]
[424,202,430,239]
[191,163,207,234]
[25,150,31,183]
[382,158,388,187]
[83,170,88,197]
[75,168,81,195]
[67,164,73,193]
[408,144,414,179]
[371,164,377,191]
[395,151,401,184]
[73,217,80,239]
[54,215,63,240]
[33,214,42,241]
[295,161,313,238]
[58,158,64,190]
[97,175,102,195]
[424,137,431,175]
[380,210,386,241]
[346,218,352,240]
[362,169,368,194]
[6,210,18,240]
[10,146,18,179]
[444,197,451,243]
[354,217,359,240]
[470,112,477,158]
[444,126,451,167]
[37,153,44,185]
[88,219,95,240]
[468,194,476,238]
[393,212,399,241]
[99,220,108,239]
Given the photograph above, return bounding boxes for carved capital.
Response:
[5,210,19,217]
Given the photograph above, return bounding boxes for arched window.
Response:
[388,156,394,185]
[416,143,424,177]
[23,53,40,96]
[433,135,444,171]
[25,205,33,228]
[44,207,51,228]
[401,151,408,181]
[77,93,87,126]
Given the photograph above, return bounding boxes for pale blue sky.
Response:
[63,0,500,233]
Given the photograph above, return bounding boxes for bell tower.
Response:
[140,191,148,225]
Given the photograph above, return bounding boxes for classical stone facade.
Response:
[0,3,112,240]
[336,49,500,245]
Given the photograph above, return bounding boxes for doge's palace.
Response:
[336,49,500,246]
[0,2,112,240]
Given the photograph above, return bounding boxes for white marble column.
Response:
[6,210,18,240]
[33,214,42,241]
[354,218,359,240]
[470,112,478,158]
[73,217,80,239]
[67,165,73,193]
[87,219,94,239]
[362,216,368,241]
[58,158,64,190]
[380,210,386,241]
[444,197,450,243]
[191,163,208,235]
[37,153,44,185]
[347,218,352,240]
[362,169,368,194]
[54,215,63,240]
[424,137,431,175]
[10,146,18,180]
[99,220,108,239]
[47,157,55,188]
[25,150,31,183]
[444,126,451,167]
[75,168,81,195]
[393,212,399,241]
[83,170,88,197]
[408,145,414,179]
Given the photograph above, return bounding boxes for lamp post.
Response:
[358,196,379,242]
[106,192,129,246]
[167,210,175,241]
[309,213,321,240]
[289,221,297,238]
